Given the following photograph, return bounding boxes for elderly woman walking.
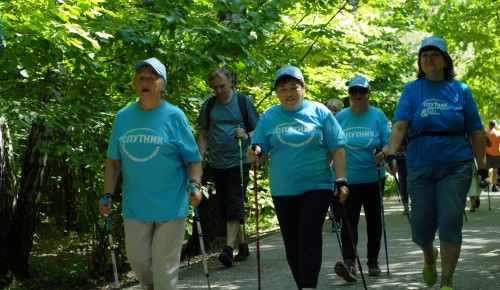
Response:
[99,57,202,290]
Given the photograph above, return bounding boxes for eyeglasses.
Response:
[348,87,369,95]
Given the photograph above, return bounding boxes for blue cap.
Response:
[420,36,448,53]
[348,75,370,89]
[134,57,167,82]
[274,64,304,86]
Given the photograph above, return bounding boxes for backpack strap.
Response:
[204,96,217,130]
[236,92,252,132]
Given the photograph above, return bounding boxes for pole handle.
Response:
[102,196,112,230]
[190,185,200,218]
[375,146,382,168]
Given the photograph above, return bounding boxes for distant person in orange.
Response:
[486,120,500,192]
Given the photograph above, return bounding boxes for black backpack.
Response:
[205,92,254,132]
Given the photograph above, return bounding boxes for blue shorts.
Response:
[407,161,472,245]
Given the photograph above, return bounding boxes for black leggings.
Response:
[272,189,332,289]
[340,180,384,262]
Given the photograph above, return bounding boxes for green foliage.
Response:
[0,20,3,55]
[9,218,98,289]
[384,175,398,197]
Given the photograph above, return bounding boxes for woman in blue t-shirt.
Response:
[99,58,203,290]
[334,75,391,281]
[385,36,487,290]
[247,65,348,289]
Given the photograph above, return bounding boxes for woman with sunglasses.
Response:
[333,75,391,282]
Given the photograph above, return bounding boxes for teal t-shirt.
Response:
[107,101,202,221]
[251,100,347,196]
[198,92,260,169]
[393,78,483,167]
[335,106,391,184]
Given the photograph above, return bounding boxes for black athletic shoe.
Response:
[218,246,233,268]
[234,243,250,262]
[493,186,499,192]
[334,259,357,282]
[367,259,381,276]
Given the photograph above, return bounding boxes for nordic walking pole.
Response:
[393,174,411,225]
[333,219,342,253]
[236,125,247,243]
[251,144,261,290]
[102,196,119,288]
[488,182,491,211]
[330,199,343,253]
[190,185,211,289]
[375,147,390,276]
[341,204,367,290]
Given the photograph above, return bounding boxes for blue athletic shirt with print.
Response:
[393,78,483,167]
[198,92,259,169]
[335,106,391,184]
[107,101,202,221]
[251,100,347,196]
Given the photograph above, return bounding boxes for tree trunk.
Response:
[8,122,49,279]
[7,70,54,279]
[63,156,77,232]
[0,120,14,281]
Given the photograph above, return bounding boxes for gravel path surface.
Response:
[176,189,500,290]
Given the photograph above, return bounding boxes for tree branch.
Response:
[299,0,349,63]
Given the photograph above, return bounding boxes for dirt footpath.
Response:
[177,189,500,290]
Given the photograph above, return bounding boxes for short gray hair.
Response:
[324,99,343,112]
